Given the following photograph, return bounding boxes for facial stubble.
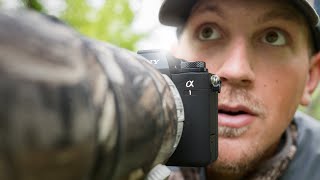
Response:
[210,87,268,175]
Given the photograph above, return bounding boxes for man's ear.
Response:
[301,52,320,106]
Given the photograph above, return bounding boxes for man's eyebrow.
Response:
[191,2,224,18]
[256,8,304,24]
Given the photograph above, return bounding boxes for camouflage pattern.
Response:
[0,10,181,180]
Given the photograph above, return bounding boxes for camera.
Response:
[0,9,223,179]
[138,50,221,167]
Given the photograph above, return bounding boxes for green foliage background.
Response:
[19,0,145,51]
[62,0,145,50]
[300,86,320,120]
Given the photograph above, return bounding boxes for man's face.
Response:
[174,0,313,174]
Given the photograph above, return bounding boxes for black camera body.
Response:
[138,50,220,167]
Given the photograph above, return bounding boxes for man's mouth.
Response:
[218,109,247,115]
[218,105,257,128]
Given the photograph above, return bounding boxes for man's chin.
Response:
[210,133,264,175]
[209,149,256,175]
[208,160,249,176]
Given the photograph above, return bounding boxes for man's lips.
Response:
[218,104,257,128]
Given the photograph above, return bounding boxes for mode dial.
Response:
[181,61,207,72]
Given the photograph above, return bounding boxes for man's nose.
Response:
[215,40,255,87]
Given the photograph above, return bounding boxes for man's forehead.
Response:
[193,0,297,13]
[192,0,315,8]
[190,0,305,23]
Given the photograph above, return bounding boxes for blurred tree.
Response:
[316,0,320,14]
[22,0,44,12]
[62,0,145,50]
[17,0,145,51]
[300,86,320,120]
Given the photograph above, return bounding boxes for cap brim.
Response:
[292,0,319,26]
[159,0,196,26]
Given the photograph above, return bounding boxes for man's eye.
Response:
[262,30,287,46]
[198,25,221,40]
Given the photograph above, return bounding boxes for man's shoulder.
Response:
[294,111,320,144]
[294,111,320,128]
[281,111,320,180]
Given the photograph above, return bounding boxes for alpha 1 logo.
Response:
[186,80,194,88]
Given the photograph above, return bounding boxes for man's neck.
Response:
[205,169,244,180]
